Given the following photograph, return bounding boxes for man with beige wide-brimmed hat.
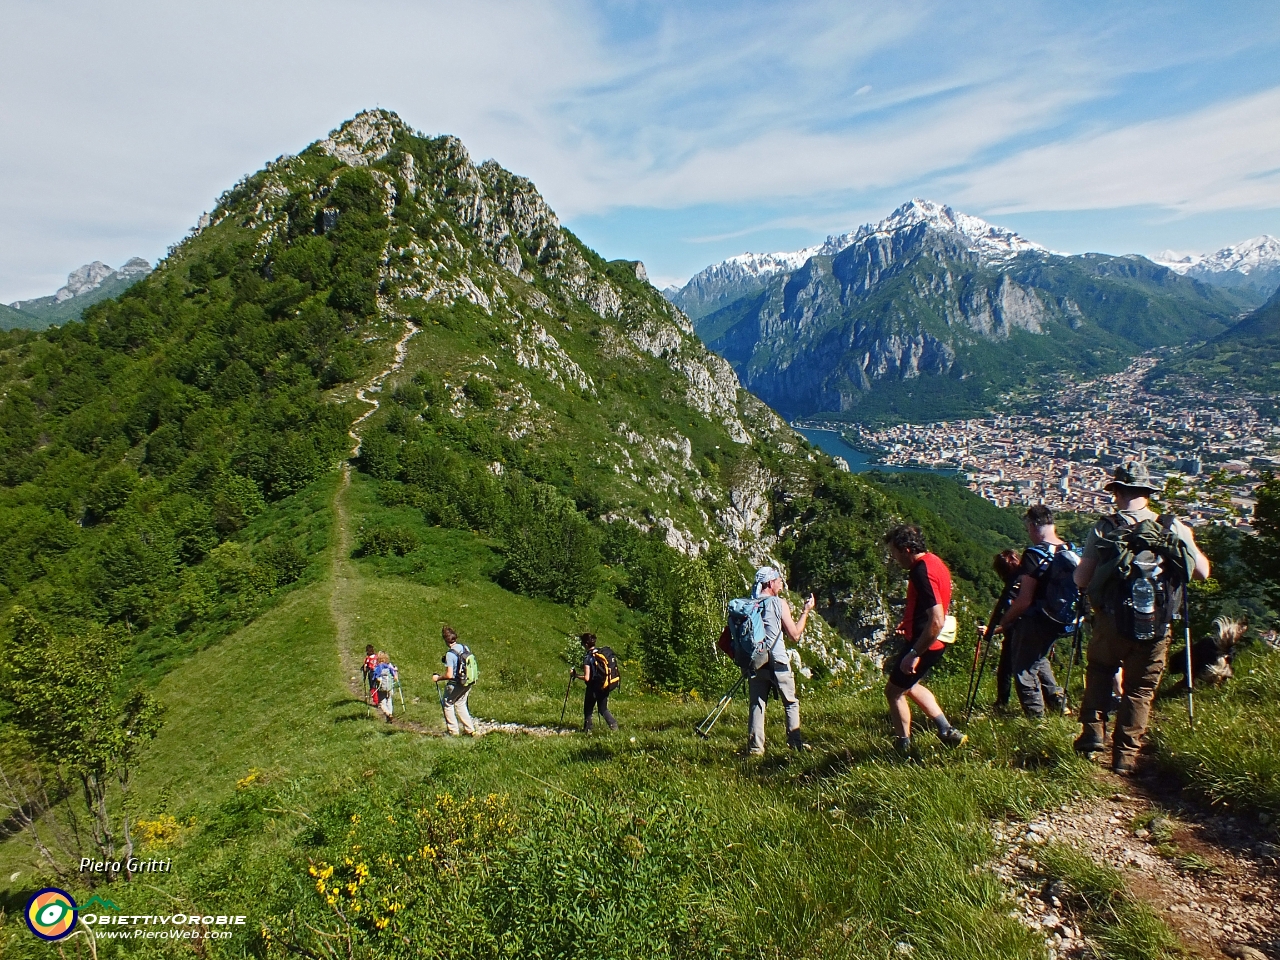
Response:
[1071,461,1209,774]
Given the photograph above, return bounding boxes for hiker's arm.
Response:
[1184,527,1210,581]
[899,604,945,674]
[780,595,816,642]
[432,658,456,683]
[996,575,1037,631]
[1073,557,1095,591]
[910,603,945,656]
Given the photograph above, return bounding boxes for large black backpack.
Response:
[1087,513,1194,643]
[590,646,620,693]
[1026,542,1081,630]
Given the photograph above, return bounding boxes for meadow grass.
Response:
[1149,643,1280,818]
[0,475,1186,959]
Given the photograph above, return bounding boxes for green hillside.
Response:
[1156,284,1280,396]
[3,272,149,330]
[0,301,41,330]
[2,110,1277,959]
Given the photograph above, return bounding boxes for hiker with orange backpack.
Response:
[572,633,620,732]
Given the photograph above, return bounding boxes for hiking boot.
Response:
[742,747,765,757]
[938,727,968,748]
[894,736,912,758]
[1073,735,1104,757]
[789,735,813,752]
[1112,756,1137,776]
[1046,693,1067,716]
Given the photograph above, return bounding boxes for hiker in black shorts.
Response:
[884,524,967,755]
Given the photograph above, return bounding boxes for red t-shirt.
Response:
[902,553,952,652]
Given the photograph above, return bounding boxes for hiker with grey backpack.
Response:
[1071,462,1209,775]
[730,566,815,756]
[431,625,478,737]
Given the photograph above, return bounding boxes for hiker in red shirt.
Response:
[884,524,967,756]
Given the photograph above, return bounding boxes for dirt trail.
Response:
[991,767,1280,959]
[328,321,570,739]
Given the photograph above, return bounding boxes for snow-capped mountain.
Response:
[1153,236,1280,300]
[667,199,1044,320]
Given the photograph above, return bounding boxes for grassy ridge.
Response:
[0,466,1180,959]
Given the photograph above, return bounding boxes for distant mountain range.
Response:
[1153,236,1280,299]
[666,201,1050,321]
[665,200,1271,423]
[2,257,151,330]
[1160,283,1280,398]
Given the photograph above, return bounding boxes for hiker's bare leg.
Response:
[885,682,913,738]
[907,683,944,721]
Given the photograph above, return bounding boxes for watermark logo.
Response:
[25,888,78,942]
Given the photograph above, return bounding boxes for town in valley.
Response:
[805,355,1279,529]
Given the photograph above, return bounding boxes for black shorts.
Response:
[887,644,947,689]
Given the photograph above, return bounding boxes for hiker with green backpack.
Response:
[1071,462,1209,775]
[572,633,620,733]
[431,625,478,737]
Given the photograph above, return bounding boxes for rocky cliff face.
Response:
[206,110,813,560]
[690,201,1244,421]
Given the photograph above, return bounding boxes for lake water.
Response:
[797,428,952,476]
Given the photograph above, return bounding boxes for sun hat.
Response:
[1103,460,1161,495]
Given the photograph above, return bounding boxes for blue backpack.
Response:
[1027,542,1082,630]
[726,596,772,675]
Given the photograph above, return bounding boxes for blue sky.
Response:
[2,0,1279,298]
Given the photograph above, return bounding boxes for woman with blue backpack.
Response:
[370,652,399,723]
[742,566,816,756]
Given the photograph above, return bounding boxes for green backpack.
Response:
[455,645,479,688]
[1087,513,1195,642]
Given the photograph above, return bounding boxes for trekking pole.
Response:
[695,674,746,739]
[1183,590,1195,730]
[559,673,576,729]
[964,629,985,722]
[1061,610,1085,714]
[966,588,1010,723]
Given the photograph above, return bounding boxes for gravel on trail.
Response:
[990,771,1280,959]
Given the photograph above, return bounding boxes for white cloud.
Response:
[2,1,1279,300]
[947,86,1280,214]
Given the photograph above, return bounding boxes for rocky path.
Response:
[992,770,1280,959]
[329,322,570,739]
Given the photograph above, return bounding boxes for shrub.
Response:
[499,484,600,606]
[355,524,420,558]
[462,377,496,409]
[258,541,308,585]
